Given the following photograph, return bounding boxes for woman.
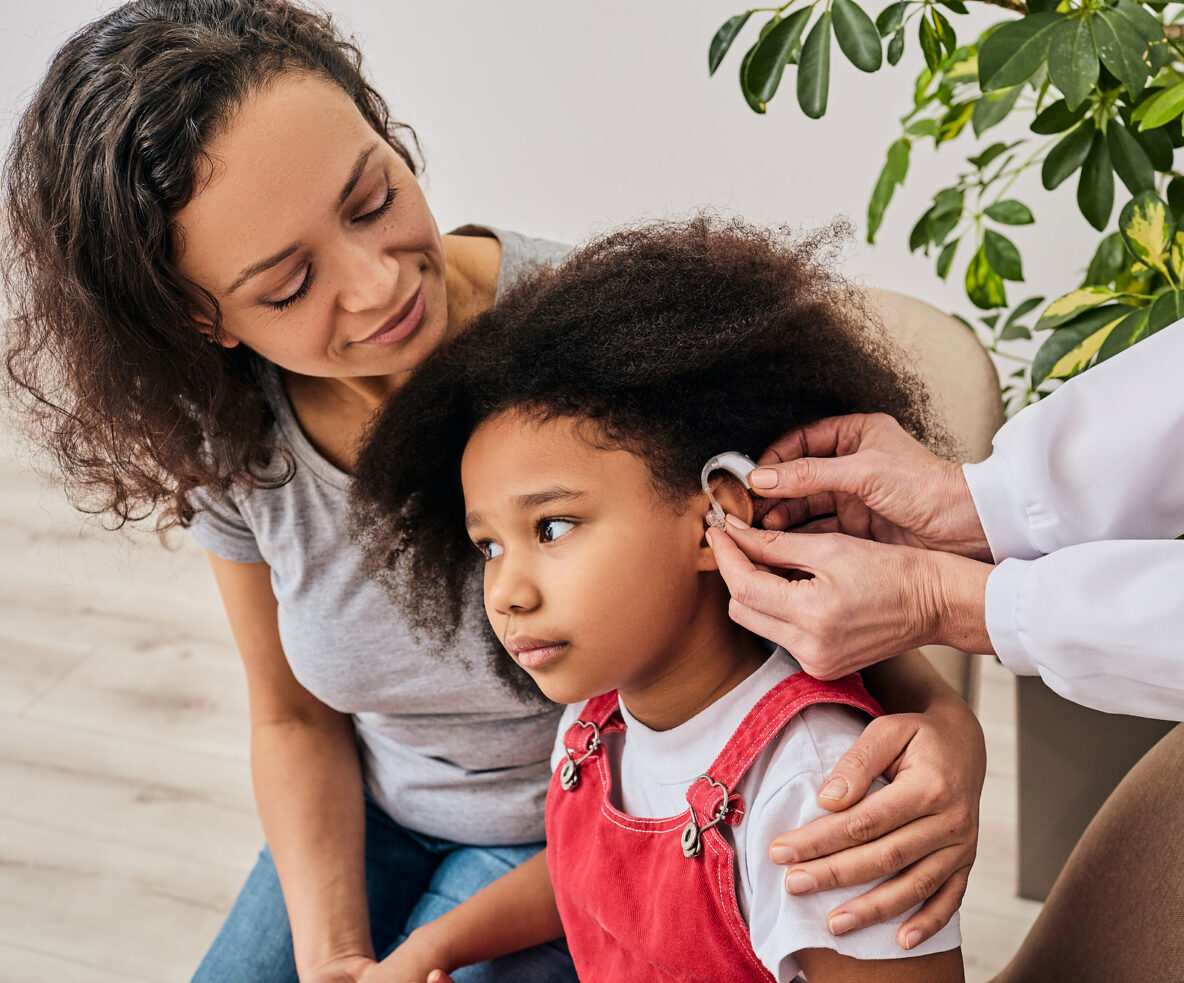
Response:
[2,1,985,979]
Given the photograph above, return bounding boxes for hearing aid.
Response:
[701,451,775,530]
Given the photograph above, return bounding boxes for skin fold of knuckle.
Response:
[911,869,942,905]
[842,808,878,845]
[876,840,906,876]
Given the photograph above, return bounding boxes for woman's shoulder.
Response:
[447,224,573,297]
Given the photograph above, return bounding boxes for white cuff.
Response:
[963,456,1043,562]
[984,557,1040,677]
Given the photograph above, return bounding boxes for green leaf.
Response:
[1032,305,1129,385]
[984,228,1024,280]
[1095,304,1150,363]
[932,9,956,54]
[877,2,908,38]
[833,0,883,72]
[1092,9,1152,98]
[1077,132,1114,231]
[909,213,931,253]
[1042,124,1094,190]
[1146,289,1184,333]
[746,8,814,103]
[999,320,1033,340]
[1134,82,1184,131]
[1109,1,1168,75]
[1106,121,1155,196]
[739,41,768,114]
[1084,232,1127,286]
[867,137,912,243]
[966,245,1008,309]
[939,0,969,14]
[969,141,1021,171]
[1118,191,1174,274]
[973,83,1023,137]
[1133,126,1173,171]
[936,237,960,279]
[928,187,965,246]
[1167,178,1184,227]
[797,12,833,119]
[1038,286,1130,329]
[985,199,1035,225]
[1031,98,1089,135]
[1048,17,1099,111]
[887,28,906,65]
[978,11,1063,92]
[906,118,941,138]
[1002,295,1047,335]
[918,16,942,73]
[709,12,754,75]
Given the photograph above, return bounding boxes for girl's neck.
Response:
[617,582,771,732]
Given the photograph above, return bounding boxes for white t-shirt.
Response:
[964,317,1184,720]
[550,648,961,981]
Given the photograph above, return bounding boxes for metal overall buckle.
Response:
[681,774,733,859]
[559,720,602,791]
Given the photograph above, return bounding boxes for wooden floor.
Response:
[0,425,1041,982]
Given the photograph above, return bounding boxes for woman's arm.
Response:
[797,945,964,983]
[207,554,376,983]
[770,651,984,949]
[375,850,562,980]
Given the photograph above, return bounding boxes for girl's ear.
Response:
[695,474,755,571]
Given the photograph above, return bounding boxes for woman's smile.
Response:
[357,285,426,346]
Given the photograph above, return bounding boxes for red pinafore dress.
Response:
[545,671,882,982]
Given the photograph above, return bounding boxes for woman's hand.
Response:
[772,699,986,950]
[754,413,992,562]
[706,521,993,679]
[367,928,457,983]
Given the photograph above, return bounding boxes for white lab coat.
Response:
[963,319,1184,721]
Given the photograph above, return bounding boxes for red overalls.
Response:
[546,671,883,982]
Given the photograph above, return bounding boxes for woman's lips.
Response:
[357,286,425,346]
[507,636,569,670]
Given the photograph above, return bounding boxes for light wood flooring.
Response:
[0,426,1041,982]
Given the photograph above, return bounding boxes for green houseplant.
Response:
[709,0,1184,414]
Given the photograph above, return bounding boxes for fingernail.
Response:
[819,776,848,800]
[785,869,816,895]
[903,929,923,950]
[751,468,777,489]
[770,844,796,864]
[829,912,857,936]
[725,514,749,530]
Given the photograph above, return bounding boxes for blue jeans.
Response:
[192,795,574,982]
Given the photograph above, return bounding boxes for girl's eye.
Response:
[475,539,504,561]
[267,266,314,310]
[538,518,576,544]
[353,185,396,224]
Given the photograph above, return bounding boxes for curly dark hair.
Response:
[2,0,420,529]
[350,217,942,677]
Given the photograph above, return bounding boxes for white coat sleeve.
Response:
[961,319,1184,720]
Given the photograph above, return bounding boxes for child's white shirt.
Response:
[549,647,961,981]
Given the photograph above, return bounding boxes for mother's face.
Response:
[174,71,448,382]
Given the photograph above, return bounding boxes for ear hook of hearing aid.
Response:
[701,451,760,531]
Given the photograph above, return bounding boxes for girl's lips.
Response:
[508,638,569,670]
[357,286,425,346]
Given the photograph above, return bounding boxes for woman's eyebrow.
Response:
[225,143,379,294]
[464,487,586,529]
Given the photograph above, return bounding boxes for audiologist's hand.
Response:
[754,413,993,561]
[707,521,994,679]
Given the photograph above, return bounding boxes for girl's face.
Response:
[174,72,448,382]
[461,409,722,706]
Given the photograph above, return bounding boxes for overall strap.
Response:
[684,672,882,833]
[556,691,625,794]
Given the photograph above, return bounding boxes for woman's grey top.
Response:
[188,228,571,846]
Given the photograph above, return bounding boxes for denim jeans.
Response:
[191,795,574,982]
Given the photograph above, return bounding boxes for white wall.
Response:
[2,1,1089,328]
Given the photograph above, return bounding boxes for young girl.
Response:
[350,217,965,982]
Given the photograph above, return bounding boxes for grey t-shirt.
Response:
[189,228,570,846]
